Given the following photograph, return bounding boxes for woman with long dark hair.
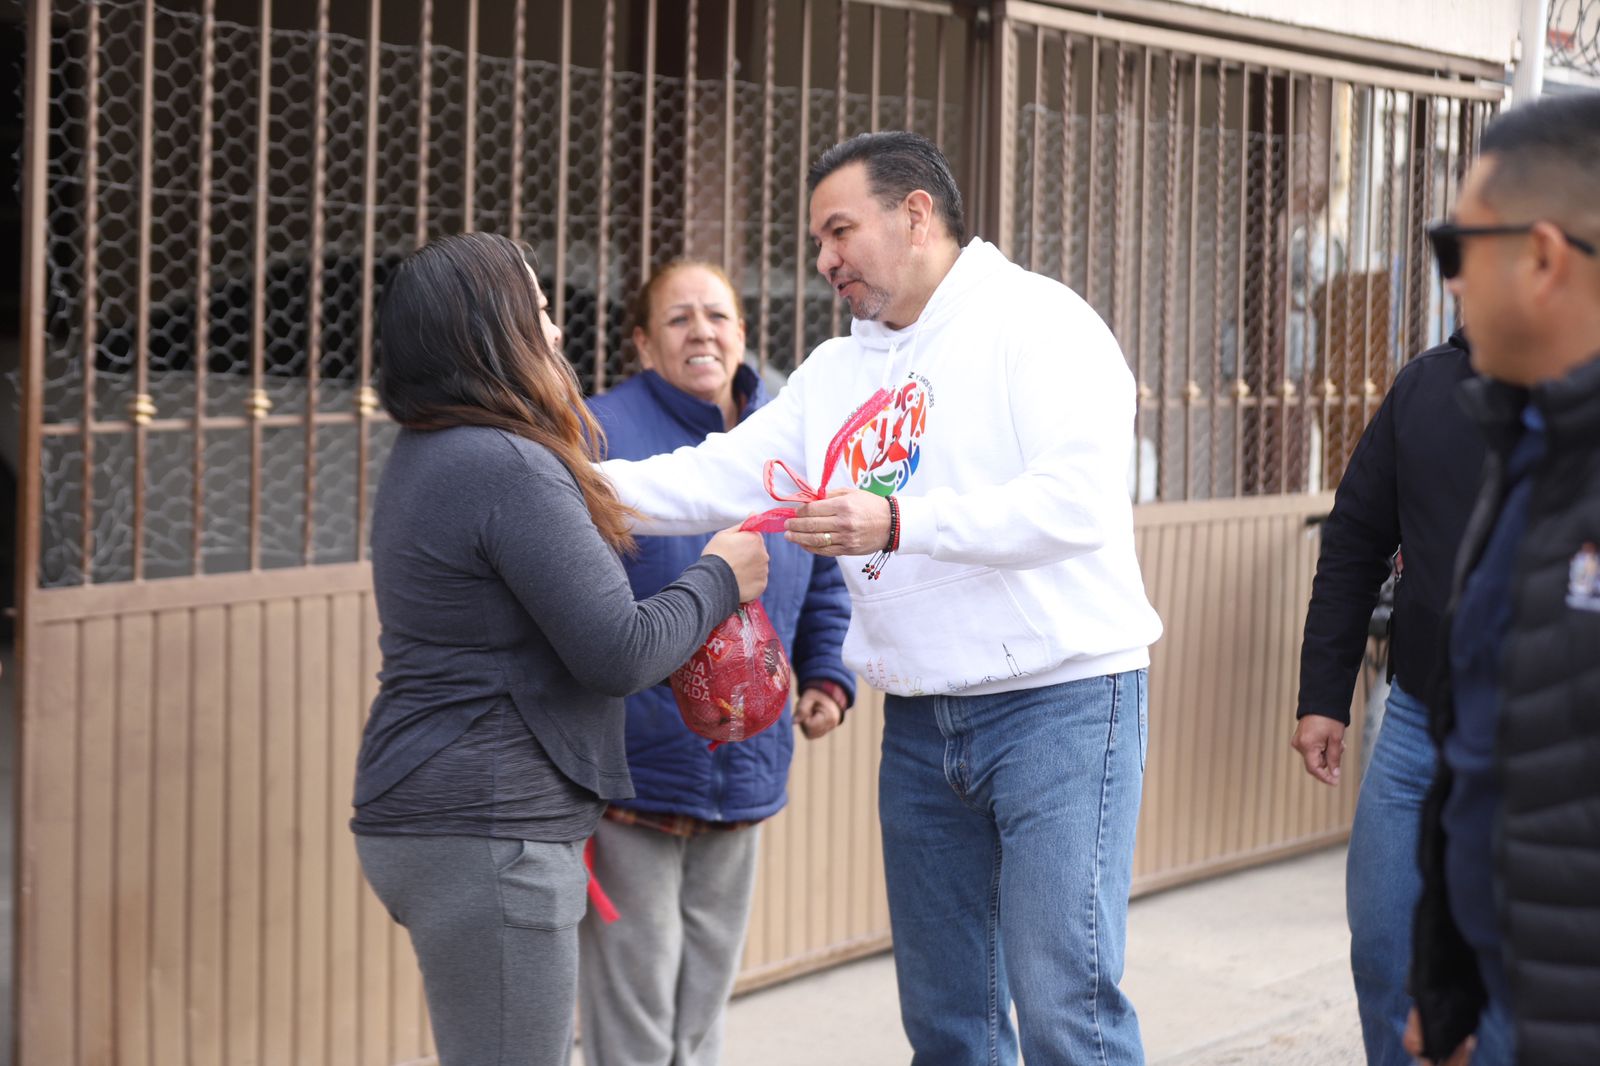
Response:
[351,232,767,1066]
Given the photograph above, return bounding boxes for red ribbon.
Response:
[583,837,620,924]
[737,388,894,534]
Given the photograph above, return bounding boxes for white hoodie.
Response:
[602,238,1163,697]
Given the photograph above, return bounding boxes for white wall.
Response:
[1172,0,1521,65]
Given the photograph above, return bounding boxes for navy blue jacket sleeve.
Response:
[1296,381,1403,723]
[791,554,856,707]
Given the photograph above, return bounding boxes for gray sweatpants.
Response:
[356,833,589,1066]
[577,818,760,1066]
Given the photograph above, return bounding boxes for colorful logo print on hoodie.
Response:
[845,378,929,495]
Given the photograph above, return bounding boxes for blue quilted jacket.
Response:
[588,365,855,821]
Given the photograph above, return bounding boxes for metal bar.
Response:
[1060,31,1074,287]
[304,0,330,565]
[871,6,882,131]
[250,0,272,571]
[555,0,571,327]
[463,0,477,232]
[1028,27,1044,272]
[1321,81,1336,491]
[1282,73,1297,495]
[961,10,984,235]
[18,0,51,595]
[758,0,775,371]
[641,0,656,274]
[1234,65,1249,497]
[44,414,391,437]
[1131,45,1150,502]
[833,0,848,339]
[1440,96,1458,332]
[934,16,946,146]
[685,0,699,254]
[1360,88,1378,427]
[1343,84,1366,472]
[903,8,915,129]
[81,0,100,579]
[1438,96,1451,338]
[1452,98,1465,328]
[1381,86,1398,382]
[1258,66,1274,497]
[986,0,1017,254]
[133,0,158,582]
[356,0,382,559]
[1085,35,1098,306]
[192,0,214,572]
[1298,74,1316,486]
[850,0,956,16]
[595,0,615,393]
[510,0,525,239]
[416,0,432,244]
[15,0,51,1053]
[1112,43,1128,343]
[723,0,737,267]
[1016,0,1507,83]
[1211,61,1228,497]
[1005,1,1502,101]
[1184,54,1200,499]
[1160,50,1179,503]
[794,0,812,367]
[836,0,849,151]
[1400,91,1417,361]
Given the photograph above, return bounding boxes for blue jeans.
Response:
[879,671,1148,1066]
[1346,680,1436,1066]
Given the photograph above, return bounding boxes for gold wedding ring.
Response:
[823,532,833,546]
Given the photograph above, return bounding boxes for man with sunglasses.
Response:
[1406,91,1600,1066]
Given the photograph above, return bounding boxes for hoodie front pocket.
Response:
[845,568,1055,696]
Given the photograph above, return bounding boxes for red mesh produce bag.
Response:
[669,600,791,749]
[670,389,895,750]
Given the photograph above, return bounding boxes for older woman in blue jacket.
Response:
[578,261,855,1066]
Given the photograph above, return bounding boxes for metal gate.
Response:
[10,0,974,1062]
[987,0,1499,891]
[11,0,1503,1062]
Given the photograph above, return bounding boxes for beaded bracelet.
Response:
[863,495,899,580]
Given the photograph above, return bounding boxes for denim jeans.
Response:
[1346,680,1436,1066]
[879,670,1148,1066]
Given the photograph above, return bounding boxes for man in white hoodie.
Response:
[600,131,1162,1065]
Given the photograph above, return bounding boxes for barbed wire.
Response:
[1548,0,1600,78]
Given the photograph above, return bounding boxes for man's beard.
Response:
[842,280,893,321]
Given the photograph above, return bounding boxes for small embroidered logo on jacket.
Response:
[1567,541,1600,612]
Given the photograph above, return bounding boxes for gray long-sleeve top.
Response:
[351,425,740,832]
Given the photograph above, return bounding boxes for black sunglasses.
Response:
[1427,221,1599,280]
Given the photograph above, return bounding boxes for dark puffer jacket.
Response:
[588,365,855,823]
[1413,353,1600,1065]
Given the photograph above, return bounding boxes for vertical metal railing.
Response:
[20,0,1497,590]
[994,1,1498,502]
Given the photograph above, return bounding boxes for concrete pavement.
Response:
[607,845,1363,1066]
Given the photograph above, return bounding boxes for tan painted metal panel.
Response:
[77,616,119,1066]
[189,605,229,1066]
[13,494,1366,1061]
[150,609,193,1066]
[114,612,155,1066]
[19,621,77,1064]
[225,601,265,1065]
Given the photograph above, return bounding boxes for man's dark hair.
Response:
[1477,91,1600,231]
[807,130,967,244]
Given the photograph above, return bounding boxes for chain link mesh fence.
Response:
[1549,0,1600,78]
[17,0,969,588]
[13,0,1497,586]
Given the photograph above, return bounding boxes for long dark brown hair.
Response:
[378,232,635,552]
